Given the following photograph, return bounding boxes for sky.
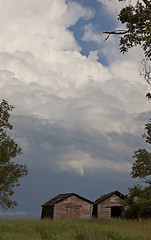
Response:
[0,0,151,219]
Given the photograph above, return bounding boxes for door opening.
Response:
[111,206,122,217]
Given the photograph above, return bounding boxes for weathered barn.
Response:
[93,190,126,218]
[41,193,93,220]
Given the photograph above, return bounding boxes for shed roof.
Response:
[42,193,93,207]
[94,190,126,205]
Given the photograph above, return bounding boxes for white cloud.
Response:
[58,150,131,176]
[88,50,99,61]
[0,0,150,175]
[0,0,94,58]
[82,23,104,43]
[97,0,140,17]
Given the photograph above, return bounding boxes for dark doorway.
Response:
[41,205,54,219]
[111,206,122,217]
[92,204,98,218]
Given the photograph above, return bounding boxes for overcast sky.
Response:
[0,0,151,218]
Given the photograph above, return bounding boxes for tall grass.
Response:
[0,218,150,240]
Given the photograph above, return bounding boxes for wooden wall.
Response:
[97,194,123,218]
[54,195,92,220]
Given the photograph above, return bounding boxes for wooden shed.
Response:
[41,193,93,220]
[93,190,126,218]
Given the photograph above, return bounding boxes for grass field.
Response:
[0,218,151,240]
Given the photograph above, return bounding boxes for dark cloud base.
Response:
[1,113,142,219]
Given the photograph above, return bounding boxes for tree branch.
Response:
[140,58,151,84]
[144,177,151,185]
[103,30,128,40]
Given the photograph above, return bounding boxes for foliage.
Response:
[0,218,151,240]
[123,121,151,218]
[123,185,151,218]
[118,1,151,60]
[132,149,151,184]
[0,100,28,209]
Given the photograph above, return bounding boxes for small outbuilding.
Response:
[41,193,93,220]
[93,190,126,218]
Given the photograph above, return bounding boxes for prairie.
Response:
[0,218,151,240]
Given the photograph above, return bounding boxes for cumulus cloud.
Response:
[0,0,94,56]
[0,0,150,176]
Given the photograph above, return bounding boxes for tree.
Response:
[104,0,151,84]
[123,122,151,218]
[132,149,151,185]
[0,100,28,209]
[104,0,151,217]
[123,185,151,218]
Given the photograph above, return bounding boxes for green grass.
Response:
[0,218,151,240]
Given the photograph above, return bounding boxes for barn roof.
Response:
[94,190,126,205]
[41,193,93,207]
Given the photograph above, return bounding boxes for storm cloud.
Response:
[0,0,150,218]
